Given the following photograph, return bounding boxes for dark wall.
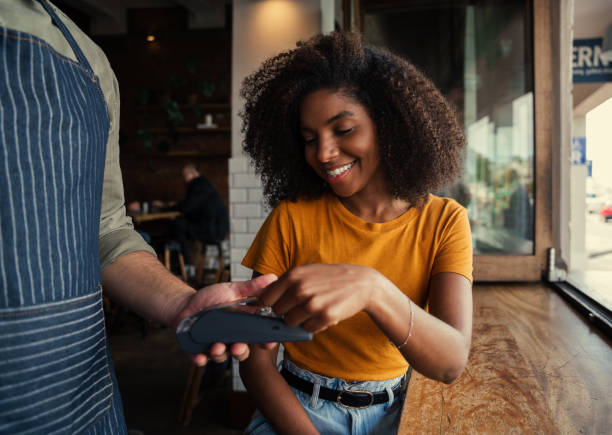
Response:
[94,7,232,206]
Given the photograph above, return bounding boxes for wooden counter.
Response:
[398,283,611,434]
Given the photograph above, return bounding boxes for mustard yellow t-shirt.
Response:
[242,192,472,381]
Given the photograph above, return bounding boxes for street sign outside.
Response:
[572,38,612,83]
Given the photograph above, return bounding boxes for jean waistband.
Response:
[282,360,411,409]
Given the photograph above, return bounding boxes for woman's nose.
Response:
[317,136,339,163]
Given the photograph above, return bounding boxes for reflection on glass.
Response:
[363,0,535,254]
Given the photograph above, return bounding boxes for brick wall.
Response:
[95,26,231,208]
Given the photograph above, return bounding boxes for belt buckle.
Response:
[336,389,374,409]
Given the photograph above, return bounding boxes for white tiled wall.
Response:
[228,157,267,283]
[229,156,269,391]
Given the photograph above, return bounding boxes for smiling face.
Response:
[300,88,389,204]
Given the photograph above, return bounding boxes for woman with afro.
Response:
[240,31,473,435]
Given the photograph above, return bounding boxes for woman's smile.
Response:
[326,160,356,181]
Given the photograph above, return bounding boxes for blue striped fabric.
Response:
[0,290,117,434]
[0,2,127,431]
[0,27,107,309]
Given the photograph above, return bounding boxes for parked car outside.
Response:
[601,204,612,222]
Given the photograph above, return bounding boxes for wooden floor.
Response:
[399,283,612,434]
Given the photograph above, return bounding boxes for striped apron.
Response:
[0,1,127,433]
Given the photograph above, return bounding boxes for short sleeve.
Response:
[242,202,293,276]
[431,206,473,283]
[98,65,156,270]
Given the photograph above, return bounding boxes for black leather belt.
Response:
[281,367,411,409]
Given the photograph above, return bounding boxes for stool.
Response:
[193,241,226,287]
[163,241,187,281]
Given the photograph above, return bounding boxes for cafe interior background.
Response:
[47,0,611,433]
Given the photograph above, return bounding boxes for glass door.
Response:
[359,0,552,281]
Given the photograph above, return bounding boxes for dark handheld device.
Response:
[176,297,313,354]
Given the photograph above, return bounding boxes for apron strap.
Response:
[34,0,94,72]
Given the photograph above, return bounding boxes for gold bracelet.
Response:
[396,298,413,350]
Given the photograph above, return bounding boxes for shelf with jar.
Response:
[135,97,231,153]
[133,61,231,152]
[146,125,231,134]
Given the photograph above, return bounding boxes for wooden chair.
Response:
[177,264,231,426]
[163,241,187,281]
[193,241,226,287]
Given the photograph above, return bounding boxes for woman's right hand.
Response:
[259,263,394,333]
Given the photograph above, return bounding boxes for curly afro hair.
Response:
[240,31,465,208]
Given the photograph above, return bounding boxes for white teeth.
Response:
[327,161,355,177]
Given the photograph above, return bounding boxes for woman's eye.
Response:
[303,137,317,145]
[336,127,353,136]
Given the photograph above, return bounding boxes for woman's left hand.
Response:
[259,264,390,333]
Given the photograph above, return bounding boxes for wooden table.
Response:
[130,211,181,225]
[398,283,612,434]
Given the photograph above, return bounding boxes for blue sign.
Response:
[572,38,612,83]
[586,160,592,177]
[572,137,586,165]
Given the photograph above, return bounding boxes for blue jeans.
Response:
[244,360,406,435]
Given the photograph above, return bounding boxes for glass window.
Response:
[362,0,535,254]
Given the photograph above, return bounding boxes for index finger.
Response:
[258,274,292,307]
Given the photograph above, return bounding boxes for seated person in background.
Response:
[168,164,229,268]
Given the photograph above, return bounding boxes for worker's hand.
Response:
[173,273,278,366]
[259,264,389,333]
